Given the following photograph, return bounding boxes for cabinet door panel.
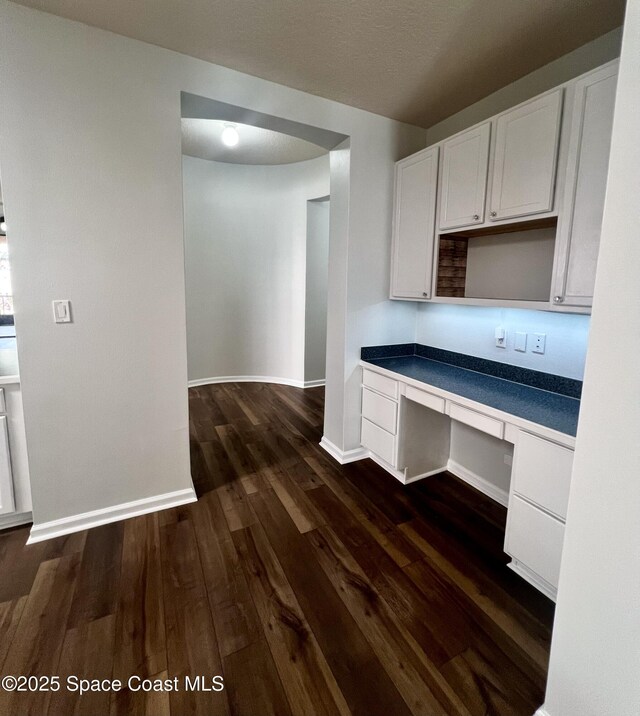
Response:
[552,63,618,308]
[391,147,439,299]
[361,418,396,467]
[512,431,573,520]
[0,416,15,516]
[505,495,565,590]
[490,90,563,221]
[362,388,398,435]
[439,123,490,230]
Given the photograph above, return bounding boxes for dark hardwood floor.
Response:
[0,382,554,715]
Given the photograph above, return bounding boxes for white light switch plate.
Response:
[52,300,72,323]
[514,332,527,352]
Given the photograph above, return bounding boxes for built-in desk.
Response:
[359,344,581,601]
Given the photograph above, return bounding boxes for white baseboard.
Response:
[366,452,447,485]
[0,511,32,531]
[27,487,197,544]
[508,560,557,602]
[302,379,326,388]
[188,375,324,389]
[319,436,369,464]
[447,459,509,507]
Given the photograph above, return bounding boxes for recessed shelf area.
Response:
[436,218,557,302]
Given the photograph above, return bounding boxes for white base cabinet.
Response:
[360,364,576,601]
[505,430,575,600]
[0,382,33,529]
[0,414,14,515]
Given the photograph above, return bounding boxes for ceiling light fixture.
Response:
[221,123,239,148]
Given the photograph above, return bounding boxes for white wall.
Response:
[305,198,330,383]
[182,154,329,386]
[540,2,640,714]
[415,304,589,379]
[0,1,424,525]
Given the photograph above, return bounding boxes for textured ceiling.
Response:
[11,0,626,128]
[182,119,328,165]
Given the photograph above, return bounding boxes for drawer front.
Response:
[405,385,445,414]
[505,495,565,589]
[362,388,398,434]
[361,418,396,467]
[512,432,574,520]
[449,403,504,439]
[362,369,399,399]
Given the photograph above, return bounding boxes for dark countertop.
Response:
[362,354,580,437]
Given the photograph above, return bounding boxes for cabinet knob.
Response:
[422,292,429,297]
[553,295,564,304]
[490,211,497,217]
[473,214,479,220]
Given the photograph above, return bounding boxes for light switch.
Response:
[532,333,546,354]
[52,300,72,324]
[514,332,527,352]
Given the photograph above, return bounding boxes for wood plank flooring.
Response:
[0,382,554,715]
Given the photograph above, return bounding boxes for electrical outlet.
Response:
[532,333,546,354]
[495,326,507,348]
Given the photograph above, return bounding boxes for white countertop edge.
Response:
[0,374,20,385]
[360,360,576,449]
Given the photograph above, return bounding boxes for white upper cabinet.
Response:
[438,123,491,230]
[489,89,563,221]
[551,62,618,308]
[390,147,439,299]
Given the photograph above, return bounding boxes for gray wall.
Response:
[304,198,330,384]
[183,154,329,385]
[0,1,424,525]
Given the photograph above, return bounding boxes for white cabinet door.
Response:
[0,416,15,515]
[390,147,439,299]
[361,418,397,467]
[511,431,574,520]
[438,123,490,230]
[505,495,565,591]
[489,89,563,221]
[551,62,618,308]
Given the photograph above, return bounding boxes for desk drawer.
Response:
[505,495,565,589]
[449,402,504,439]
[512,432,573,520]
[361,418,396,467]
[405,385,445,414]
[362,368,399,399]
[362,388,398,434]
